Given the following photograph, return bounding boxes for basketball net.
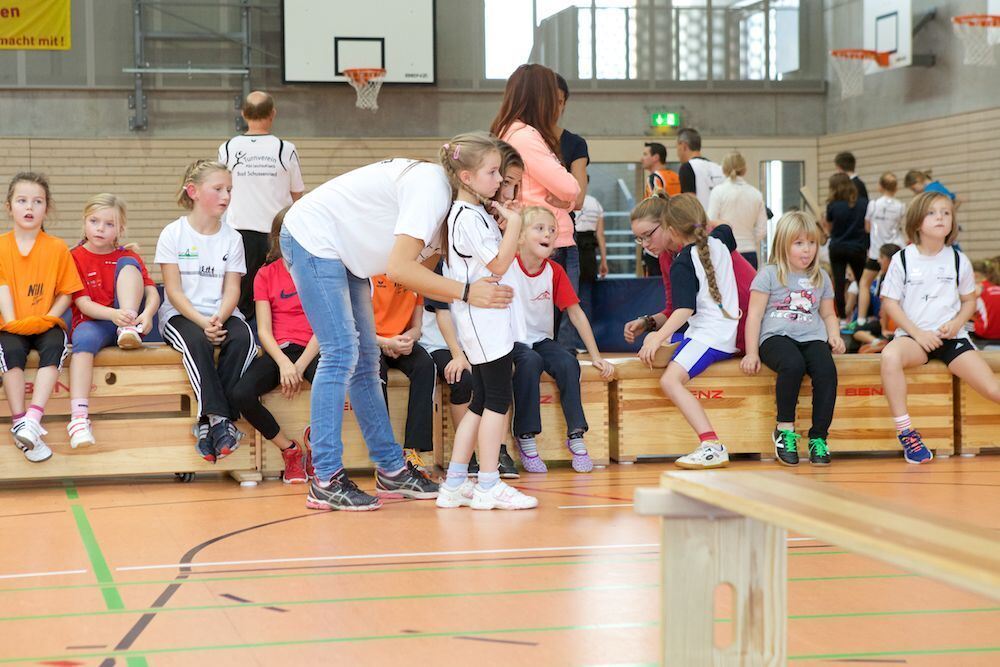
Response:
[830,50,887,100]
[344,68,386,111]
[953,15,1000,66]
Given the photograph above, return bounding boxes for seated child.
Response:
[853,243,901,353]
[972,257,1000,346]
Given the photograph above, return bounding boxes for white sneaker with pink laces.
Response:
[117,325,142,349]
[471,480,538,510]
[67,417,96,448]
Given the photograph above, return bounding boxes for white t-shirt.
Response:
[574,195,604,233]
[281,159,452,279]
[418,307,449,354]
[880,244,976,339]
[706,177,767,254]
[669,234,740,352]
[444,201,514,364]
[502,256,580,345]
[218,134,305,234]
[687,157,725,210]
[864,195,906,260]
[154,216,247,331]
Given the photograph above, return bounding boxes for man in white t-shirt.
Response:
[219,91,305,321]
[676,127,724,211]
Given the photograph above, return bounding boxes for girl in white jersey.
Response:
[634,193,741,469]
[855,172,905,329]
[434,132,537,511]
[879,192,1000,464]
[280,156,513,511]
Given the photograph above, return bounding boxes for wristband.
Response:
[642,315,656,332]
[462,282,471,303]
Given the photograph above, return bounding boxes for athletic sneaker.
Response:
[403,448,432,477]
[468,452,480,476]
[808,437,831,465]
[116,325,142,350]
[899,429,933,464]
[772,429,800,466]
[281,442,308,484]
[306,469,381,511]
[675,441,729,469]
[435,478,475,508]
[471,480,538,510]
[12,419,45,450]
[516,437,548,473]
[841,320,859,334]
[67,417,96,449]
[498,444,519,479]
[12,423,52,463]
[375,462,439,499]
[210,419,241,460]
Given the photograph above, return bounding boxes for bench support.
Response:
[636,489,787,666]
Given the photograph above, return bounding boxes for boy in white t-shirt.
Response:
[156,160,256,462]
[854,172,905,329]
[219,91,305,321]
[879,192,1000,464]
[505,207,614,474]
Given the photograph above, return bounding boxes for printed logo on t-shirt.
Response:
[531,290,552,302]
[178,247,198,259]
[280,289,297,299]
[231,150,280,178]
[769,290,816,322]
[27,282,45,306]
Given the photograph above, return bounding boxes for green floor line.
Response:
[788,645,1000,661]
[65,485,148,667]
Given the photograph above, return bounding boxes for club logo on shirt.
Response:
[178,247,198,259]
[232,151,247,169]
[199,265,220,278]
[223,253,229,262]
[531,290,552,302]
[26,282,45,306]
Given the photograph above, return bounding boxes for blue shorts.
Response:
[71,320,118,355]
[670,334,733,379]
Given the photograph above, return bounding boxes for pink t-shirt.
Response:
[500,121,581,249]
[253,260,313,347]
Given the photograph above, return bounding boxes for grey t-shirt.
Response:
[751,265,834,344]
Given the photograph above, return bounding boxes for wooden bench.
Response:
[437,363,612,469]
[634,471,1000,665]
[611,355,955,462]
[954,351,1000,456]
[0,345,260,484]
[258,369,442,477]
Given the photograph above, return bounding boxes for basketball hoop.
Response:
[830,49,890,99]
[953,15,1000,66]
[343,68,386,111]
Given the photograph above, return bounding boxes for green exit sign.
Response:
[650,111,680,128]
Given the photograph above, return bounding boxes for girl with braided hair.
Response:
[435,132,538,511]
[634,193,741,469]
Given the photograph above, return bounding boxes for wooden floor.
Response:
[1,456,999,666]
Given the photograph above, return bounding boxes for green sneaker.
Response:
[808,437,831,465]
[772,428,800,466]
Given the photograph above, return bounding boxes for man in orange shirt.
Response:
[371,274,436,471]
[641,142,681,197]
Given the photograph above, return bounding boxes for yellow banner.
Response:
[0,0,71,50]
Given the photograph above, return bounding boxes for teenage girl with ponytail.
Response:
[633,192,741,469]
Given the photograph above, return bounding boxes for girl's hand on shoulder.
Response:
[467,276,514,309]
[829,334,846,355]
[592,357,615,380]
[444,354,471,384]
[912,329,942,353]
[740,353,761,376]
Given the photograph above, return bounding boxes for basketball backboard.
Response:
[863,0,912,70]
[282,0,435,84]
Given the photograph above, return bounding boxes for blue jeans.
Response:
[552,245,581,351]
[280,229,404,478]
[71,256,146,355]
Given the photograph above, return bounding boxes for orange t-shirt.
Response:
[645,168,681,197]
[0,231,83,320]
[371,274,422,338]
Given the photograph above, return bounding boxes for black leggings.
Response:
[469,351,514,416]
[759,336,838,439]
[232,344,318,440]
[379,345,436,453]
[829,244,867,320]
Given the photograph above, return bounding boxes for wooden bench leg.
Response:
[637,489,786,666]
[230,469,263,486]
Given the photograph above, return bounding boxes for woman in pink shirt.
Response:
[491,64,581,298]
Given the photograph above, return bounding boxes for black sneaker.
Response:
[306,469,381,511]
[772,428,800,466]
[194,420,214,463]
[210,419,241,460]
[808,437,832,465]
[498,444,520,479]
[375,461,439,499]
[468,452,480,476]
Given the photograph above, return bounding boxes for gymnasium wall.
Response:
[825,0,1000,134]
[819,105,1000,259]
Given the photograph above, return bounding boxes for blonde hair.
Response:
[519,205,556,243]
[660,193,737,319]
[177,159,229,209]
[439,132,503,204]
[878,172,898,194]
[904,191,958,245]
[81,193,138,251]
[904,169,932,188]
[769,211,825,289]
[630,189,669,225]
[721,152,746,180]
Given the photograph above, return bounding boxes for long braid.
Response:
[438,132,504,265]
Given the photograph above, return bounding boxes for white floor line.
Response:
[116,543,661,573]
[0,568,88,581]
[559,503,635,509]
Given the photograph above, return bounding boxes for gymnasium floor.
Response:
[1,457,998,666]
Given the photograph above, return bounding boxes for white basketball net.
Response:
[345,69,385,111]
[831,56,868,99]
[953,17,1000,66]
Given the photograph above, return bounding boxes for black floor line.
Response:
[454,635,538,646]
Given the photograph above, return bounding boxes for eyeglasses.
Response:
[634,227,659,245]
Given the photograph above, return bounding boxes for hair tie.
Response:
[443,143,450,150]
[453,145,461,160]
